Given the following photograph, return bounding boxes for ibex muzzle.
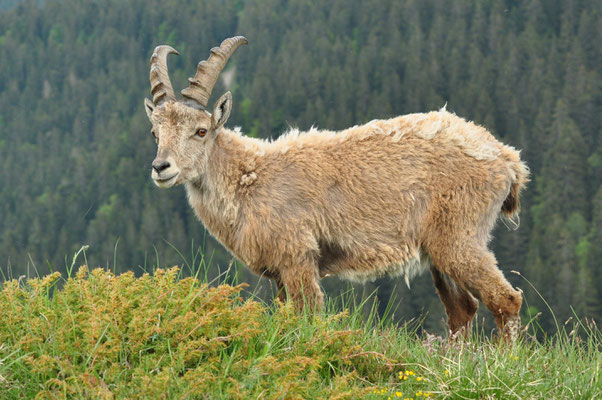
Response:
[152,160,170,173]
[151,147,179,187]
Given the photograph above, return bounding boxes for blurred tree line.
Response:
[0,0,599,334]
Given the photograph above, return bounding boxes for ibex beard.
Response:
[143,36,529,342]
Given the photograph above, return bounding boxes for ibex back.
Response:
[143,36,529,341]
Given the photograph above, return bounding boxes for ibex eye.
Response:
[196,128,208,137]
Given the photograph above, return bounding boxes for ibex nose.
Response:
[152,160,171,173]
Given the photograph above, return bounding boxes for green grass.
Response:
[0,264,600,399]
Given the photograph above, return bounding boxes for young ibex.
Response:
[144,36,529,341]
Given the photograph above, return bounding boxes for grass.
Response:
[0,262,600,399]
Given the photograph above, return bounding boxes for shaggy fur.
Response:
[145,96,529,341]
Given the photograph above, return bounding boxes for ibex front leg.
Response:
[279,257,324,312]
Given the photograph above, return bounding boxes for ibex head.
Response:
[143,36,248,188]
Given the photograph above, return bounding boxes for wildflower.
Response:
[444,369,449,375]
[416,390,423,396]
[416,377,423,381]
[395,392,403,398]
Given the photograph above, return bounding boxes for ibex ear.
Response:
[144,98,155,121]
[211,92,232,131]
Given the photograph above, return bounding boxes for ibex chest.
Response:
[185,182,242,259]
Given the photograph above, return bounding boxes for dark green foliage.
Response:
[0,0,28,11]
[0,0,600,334]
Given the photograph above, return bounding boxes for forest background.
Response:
[0,0,600,334]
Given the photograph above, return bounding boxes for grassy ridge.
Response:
[0,267,600,399]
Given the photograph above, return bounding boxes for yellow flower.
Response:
[416,377,423,381]
[416,390,423,396]
[395,392,403,398]
[444,369,449,375]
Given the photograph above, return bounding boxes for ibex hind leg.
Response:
[430,267,478,338]
[429,241,522,342]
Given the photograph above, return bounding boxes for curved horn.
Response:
[149,45,179,106]
[181,36,248,108]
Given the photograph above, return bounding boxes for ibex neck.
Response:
[184,128,262,248]
[205,127,263,199]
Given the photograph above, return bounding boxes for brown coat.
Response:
[146,98,528,341]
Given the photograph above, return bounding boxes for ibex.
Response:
[143,36,529,341]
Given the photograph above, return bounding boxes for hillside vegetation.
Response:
[0,0,600,334]
[0,268,600,399]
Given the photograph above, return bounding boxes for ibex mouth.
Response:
[153,173,179,188]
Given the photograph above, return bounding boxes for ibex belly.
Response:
[317,240,430,285]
